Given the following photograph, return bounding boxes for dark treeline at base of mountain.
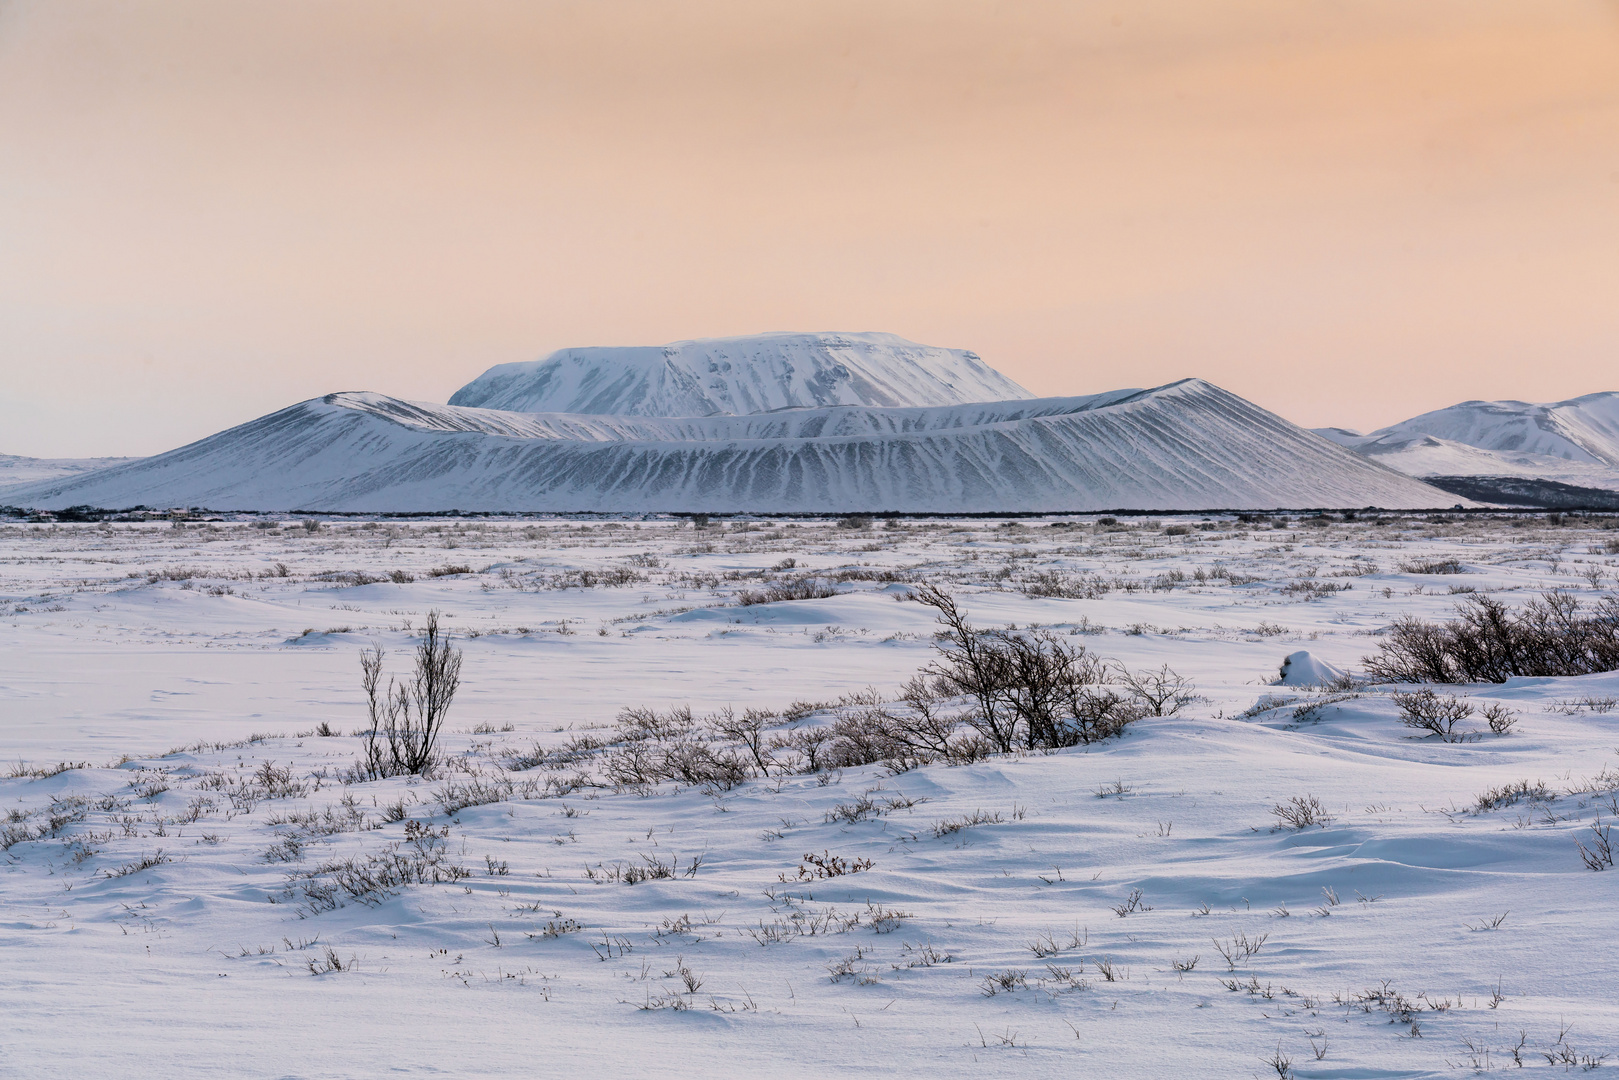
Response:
[1424,476,1619,511]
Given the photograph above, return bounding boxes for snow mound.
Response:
[448,332,1034,416]
[1275,650,1348,687]
[4,379,1460,513]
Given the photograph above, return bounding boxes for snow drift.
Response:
[448,332,1033,416]
[5,379,1457,513]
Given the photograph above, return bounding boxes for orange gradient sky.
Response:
[1,0,1617,457]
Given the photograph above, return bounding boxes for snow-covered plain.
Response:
[3,513,1619,1078]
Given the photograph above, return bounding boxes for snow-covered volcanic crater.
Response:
[449,331,1032,415]
[4,332,1455,513]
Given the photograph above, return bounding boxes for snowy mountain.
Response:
[1316,392,1619,500]
[448,332,1033,415]
[0,453,142,491]
[5,379,1455,513]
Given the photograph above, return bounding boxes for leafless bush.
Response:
[1398,558,1464,574]
[1365,593,1619,683]
[980,969,1027,996]
[1576,817,1615,870]
[659,738,752,791]
[1272,795,1332,829]
[712,707,782,775]
[1212,931,1269,971]
[616,705,695,742]
[1473,779,1551,813]
[737,576,837,606]
[356,611,463,779]
[437,777,514,815]
[307,945,354,975]
[782,850,872,881]
[1481,702,1519,734]
[1264,1043,1294,1079]
[105,850,171,878]
[1111,888,1152,916]
[1280,579,1350,600]
[818,677,992,770]
[296,820,469,910]
[1395,689,1477,742]
[1554,695,1619,714]
[1116,664,1196,717]
[1021,571,1110,600]
[931,809,1003,838]
[914,585,1150,752]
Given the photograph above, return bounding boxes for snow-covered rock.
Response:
[4,378,1459,513]
[1275,650,1348,687]
[448,332,1033,415]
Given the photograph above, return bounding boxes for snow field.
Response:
[2,513,1618,1077]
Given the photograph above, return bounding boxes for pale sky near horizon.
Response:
[1,1,1616,457]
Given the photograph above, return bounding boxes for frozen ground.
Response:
[2,513,1618,1078]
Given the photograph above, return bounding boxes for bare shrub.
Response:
[1116,664,1195,717]
[658,738,752,791]
[1576,817,1615,871]
[616,705,695,743]
[980,969,1027,996]
[307,945,354,975]
[1365,593,1619,683]
[782,850,872,881]
[1272,795,1332,829]
[1473,779,1551,813]
[356,611,463,779]
[1481,702,1519,735]
[437,777,514,815]
[711,707,782,775]
[1398,558,1464,574]
[1395,689,1477,742]
[737,577,837,606]
[1021,571,1109,600]
[914,585,1148,753]
[931,809,1003,838]
[1110,888,1152,916]
[1212,931,1269,971]
[297,820,469,910]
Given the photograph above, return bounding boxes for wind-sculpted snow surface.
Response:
[6,380,1454,511]
[449,332,1034,415]
[4,517,1619,1077]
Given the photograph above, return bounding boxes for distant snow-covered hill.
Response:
[6,380,1455,513]
[1317,392,1619,498]
[0,454,142,493]
[449,332,1033,416]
